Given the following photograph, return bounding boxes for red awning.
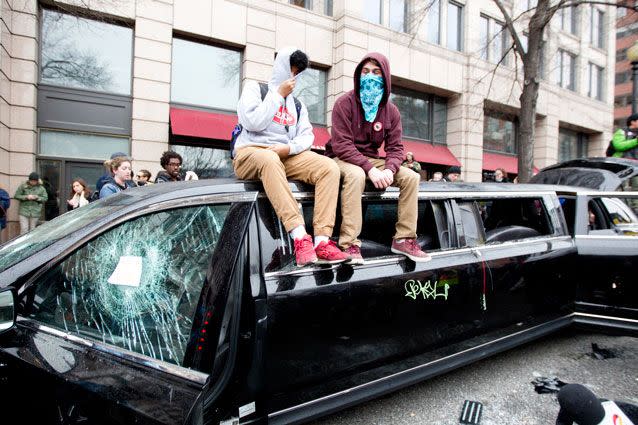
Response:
[171,107,333,148]
[379,140,460,166]
[170,107,237,140]
[482,152,538,174]
[400,140,461,166]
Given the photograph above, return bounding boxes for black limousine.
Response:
[0,159,636,425]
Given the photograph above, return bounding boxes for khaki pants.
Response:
[19,215,39,235]
[334,157,419,249]
[233,147,340,236]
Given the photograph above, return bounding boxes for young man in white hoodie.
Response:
[232,47,349,267]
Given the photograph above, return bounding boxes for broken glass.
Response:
[27,204,231,367]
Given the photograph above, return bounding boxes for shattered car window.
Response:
[26,204,230,367]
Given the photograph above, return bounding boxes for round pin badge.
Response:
[373,122,383,132]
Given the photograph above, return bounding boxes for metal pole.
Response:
[633,60,638,115]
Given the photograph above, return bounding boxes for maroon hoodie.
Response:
[325,52,404,174]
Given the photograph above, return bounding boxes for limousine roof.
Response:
[109,178,577,203]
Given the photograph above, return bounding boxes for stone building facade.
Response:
[0,0,616,238]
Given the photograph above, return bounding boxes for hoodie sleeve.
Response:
[288,99,314,155]
[330,96,375,173]
[237,81,285,132]
[382,103,404,174]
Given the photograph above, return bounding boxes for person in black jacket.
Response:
[155,151,183,183]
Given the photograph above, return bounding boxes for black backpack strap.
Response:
[293,97,302,121]
[258,82,268,101]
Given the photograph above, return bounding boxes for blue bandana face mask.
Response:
[359,73,384,122]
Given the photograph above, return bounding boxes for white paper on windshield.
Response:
[108,256,143,287]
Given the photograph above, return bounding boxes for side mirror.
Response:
[0,288,16,333]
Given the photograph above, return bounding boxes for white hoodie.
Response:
[233,46,314,156]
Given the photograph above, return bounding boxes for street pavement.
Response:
[311,330,638,425]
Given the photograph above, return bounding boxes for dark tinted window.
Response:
[477,197,553,243]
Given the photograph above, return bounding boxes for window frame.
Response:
[555,49,576,91]
[482,110,518,155]
[39,6,134,97]
[587,63,604,101]
[590,6,605,49]
[390,86,448,143]
[446,1,463,52]
[293,66,328,125]
[480,14,509,65]
[170,36,243,113]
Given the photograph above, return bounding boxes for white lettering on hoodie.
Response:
[233,46,314,156]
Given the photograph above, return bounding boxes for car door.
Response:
[0,194,256,425]
[572,191,638,322]
[260,190,486,422]
[451,192,575,334]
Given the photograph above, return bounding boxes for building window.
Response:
[390,88,447,143]
[559,128,588,162]
[483,111,517,154]
[554,49,576,91]
[363,0,382,24]
[558,5,578,35]
[290,0,312,9]
[40,129,129,160]
[40,9,133,95]
[446,2,463,51]
[590,6,604,49]
[293,67,327,125]
[171,38,241,111]
[480,15,508,65]
[171,145,233,179]
[424,0,441,44]
[588,63,603,101]
[389,0,406,32]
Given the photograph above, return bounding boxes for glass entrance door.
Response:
[39,159,104,219]
[64,161,104,213]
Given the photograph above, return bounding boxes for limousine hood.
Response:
[531,157,638,191]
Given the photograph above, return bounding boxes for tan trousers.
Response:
[233,147,340,236]
[334,157,419,249]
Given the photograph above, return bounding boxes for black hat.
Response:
[28,172,39,181]
[110,151,127,159]
[627,113,638,126]
[447,165,462,175]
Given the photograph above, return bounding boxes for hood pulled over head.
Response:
[269,46,299,93]
[354,52,392,105]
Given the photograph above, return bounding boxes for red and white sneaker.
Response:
[391,238,432,262]
[294,235,318,266]
[345,245,365,265]
[315,240,350,264]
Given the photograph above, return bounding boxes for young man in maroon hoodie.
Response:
[325,53,431,264]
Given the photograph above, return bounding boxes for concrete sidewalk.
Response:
[312,330,638,425]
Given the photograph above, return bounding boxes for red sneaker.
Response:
[294,235,317,267]
[345,245,364,265]
[391,238,432,262]
[315,240,350,264]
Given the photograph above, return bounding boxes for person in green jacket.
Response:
[14,172,48,235]
[611,113,638,159]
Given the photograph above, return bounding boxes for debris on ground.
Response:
[531,376,568,394]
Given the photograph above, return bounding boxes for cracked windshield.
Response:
[27,204,230,366]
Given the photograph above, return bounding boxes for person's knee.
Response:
[400,170,420,188]
[342,166,366,186]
